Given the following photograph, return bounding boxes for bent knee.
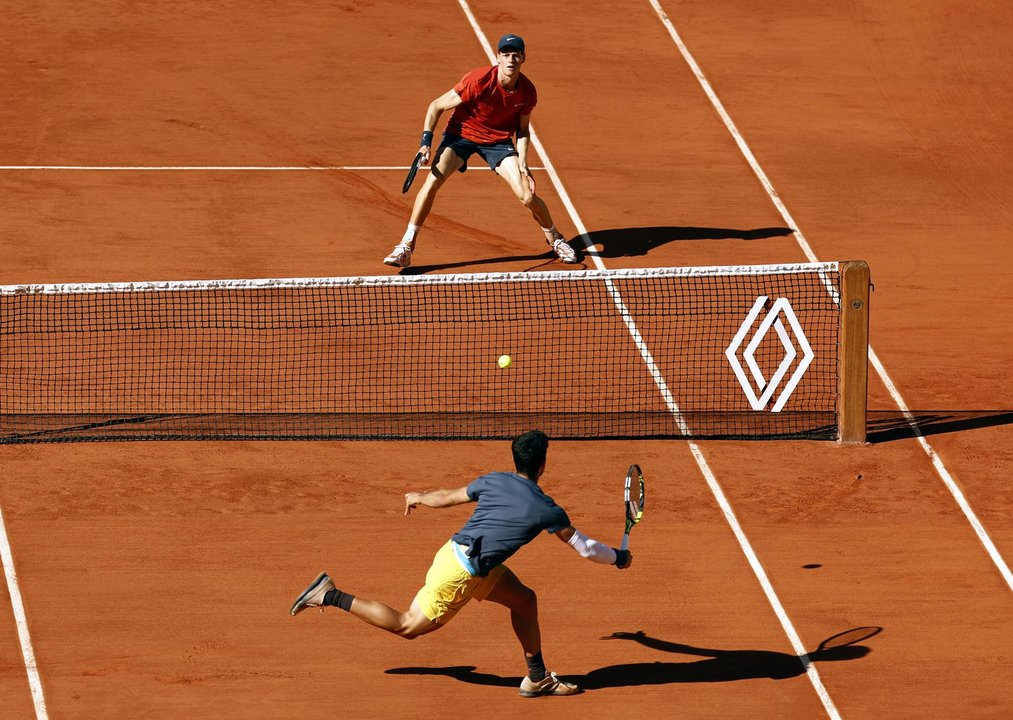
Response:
[517,190,535,207]
[517,587,538,615]
[422,172,449,191]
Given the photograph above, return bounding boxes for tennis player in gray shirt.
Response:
[290,429,633,697]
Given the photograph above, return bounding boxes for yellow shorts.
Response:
[413,540,506,623]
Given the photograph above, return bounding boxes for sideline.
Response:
[646,0,1011,593]
[0,506,49,719]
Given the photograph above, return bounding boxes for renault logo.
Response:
[725,296,814,412]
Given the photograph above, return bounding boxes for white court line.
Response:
[647,0,1012,594]
[0,165,546,171]
[456,2,842,718]
[0,507,49,719]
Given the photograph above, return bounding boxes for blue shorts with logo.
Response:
[439,133,517,173]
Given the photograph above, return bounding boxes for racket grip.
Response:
[620,534,630,551]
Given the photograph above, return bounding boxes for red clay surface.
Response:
[1,1,1011,718]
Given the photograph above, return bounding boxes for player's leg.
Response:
[347,595,441,640]
[493,154,577,263]
[384,143,466,268]
[410,144,465,226]
[483,567,580,697]
[493,154,552,227]
[482,566,540,655]
[289,571,440,639]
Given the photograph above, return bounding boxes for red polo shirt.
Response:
[445,65,538,144]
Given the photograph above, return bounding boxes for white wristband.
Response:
[567,528,618,565]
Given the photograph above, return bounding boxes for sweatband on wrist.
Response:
[567,527,618,565]
[421,131,434,146]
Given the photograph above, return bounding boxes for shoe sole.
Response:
[519,677,581,697]
[518,687,581,698]
[289,572,331,616]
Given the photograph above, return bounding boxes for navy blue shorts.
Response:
[439,133,517,173]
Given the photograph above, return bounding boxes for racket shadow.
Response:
[584,629,880,687]
[385,627,881,690]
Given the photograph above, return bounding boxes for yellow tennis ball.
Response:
[497,354,512,369]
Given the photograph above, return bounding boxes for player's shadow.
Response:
[385,627,881,690]
[866,410,1013,442]
[581,225,795,258]
[399,225,794,274]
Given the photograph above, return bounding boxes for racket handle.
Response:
[620,534,630,551]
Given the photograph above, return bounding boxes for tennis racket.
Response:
[620,464,645,551]
[401,152,424,194]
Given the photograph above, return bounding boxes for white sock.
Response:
[402,224,421,246]
[541,225,557,243]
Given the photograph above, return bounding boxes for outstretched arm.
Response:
[404,486,472,515]
[555,525,633,569]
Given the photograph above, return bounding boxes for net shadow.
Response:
[866,410,1013,443]
[0,411,840,443]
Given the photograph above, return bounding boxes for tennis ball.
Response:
[497,354,512,369]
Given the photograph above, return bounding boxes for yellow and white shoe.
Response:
[519,671,581,697]
[289,572,334,616]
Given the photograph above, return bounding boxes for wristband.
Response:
[614,549,631,568]
[421,131,434,146]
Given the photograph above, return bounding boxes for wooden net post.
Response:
[838,260,871,443]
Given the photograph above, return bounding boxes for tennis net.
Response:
[0,262,867,443]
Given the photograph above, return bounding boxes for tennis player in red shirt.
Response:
[384,34,577,269]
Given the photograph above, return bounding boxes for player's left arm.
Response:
[555,524,633,569]
[515,113,535,193]
[404,486,472,515]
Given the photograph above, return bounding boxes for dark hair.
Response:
[512,430,549,478]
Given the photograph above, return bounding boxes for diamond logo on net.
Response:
[725,296,814,413]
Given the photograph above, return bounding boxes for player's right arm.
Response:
[418,89,463,163]
[555,525,633,569]
[404,485,471,515]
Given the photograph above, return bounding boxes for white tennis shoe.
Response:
[383,242,414,268]
[548,236,578,264]
[519,671,581,697]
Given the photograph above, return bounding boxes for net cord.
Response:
[0,262,840,296]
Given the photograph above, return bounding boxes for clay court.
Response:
[1,1,1011,718]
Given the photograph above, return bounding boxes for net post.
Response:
[837,260,870,443]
